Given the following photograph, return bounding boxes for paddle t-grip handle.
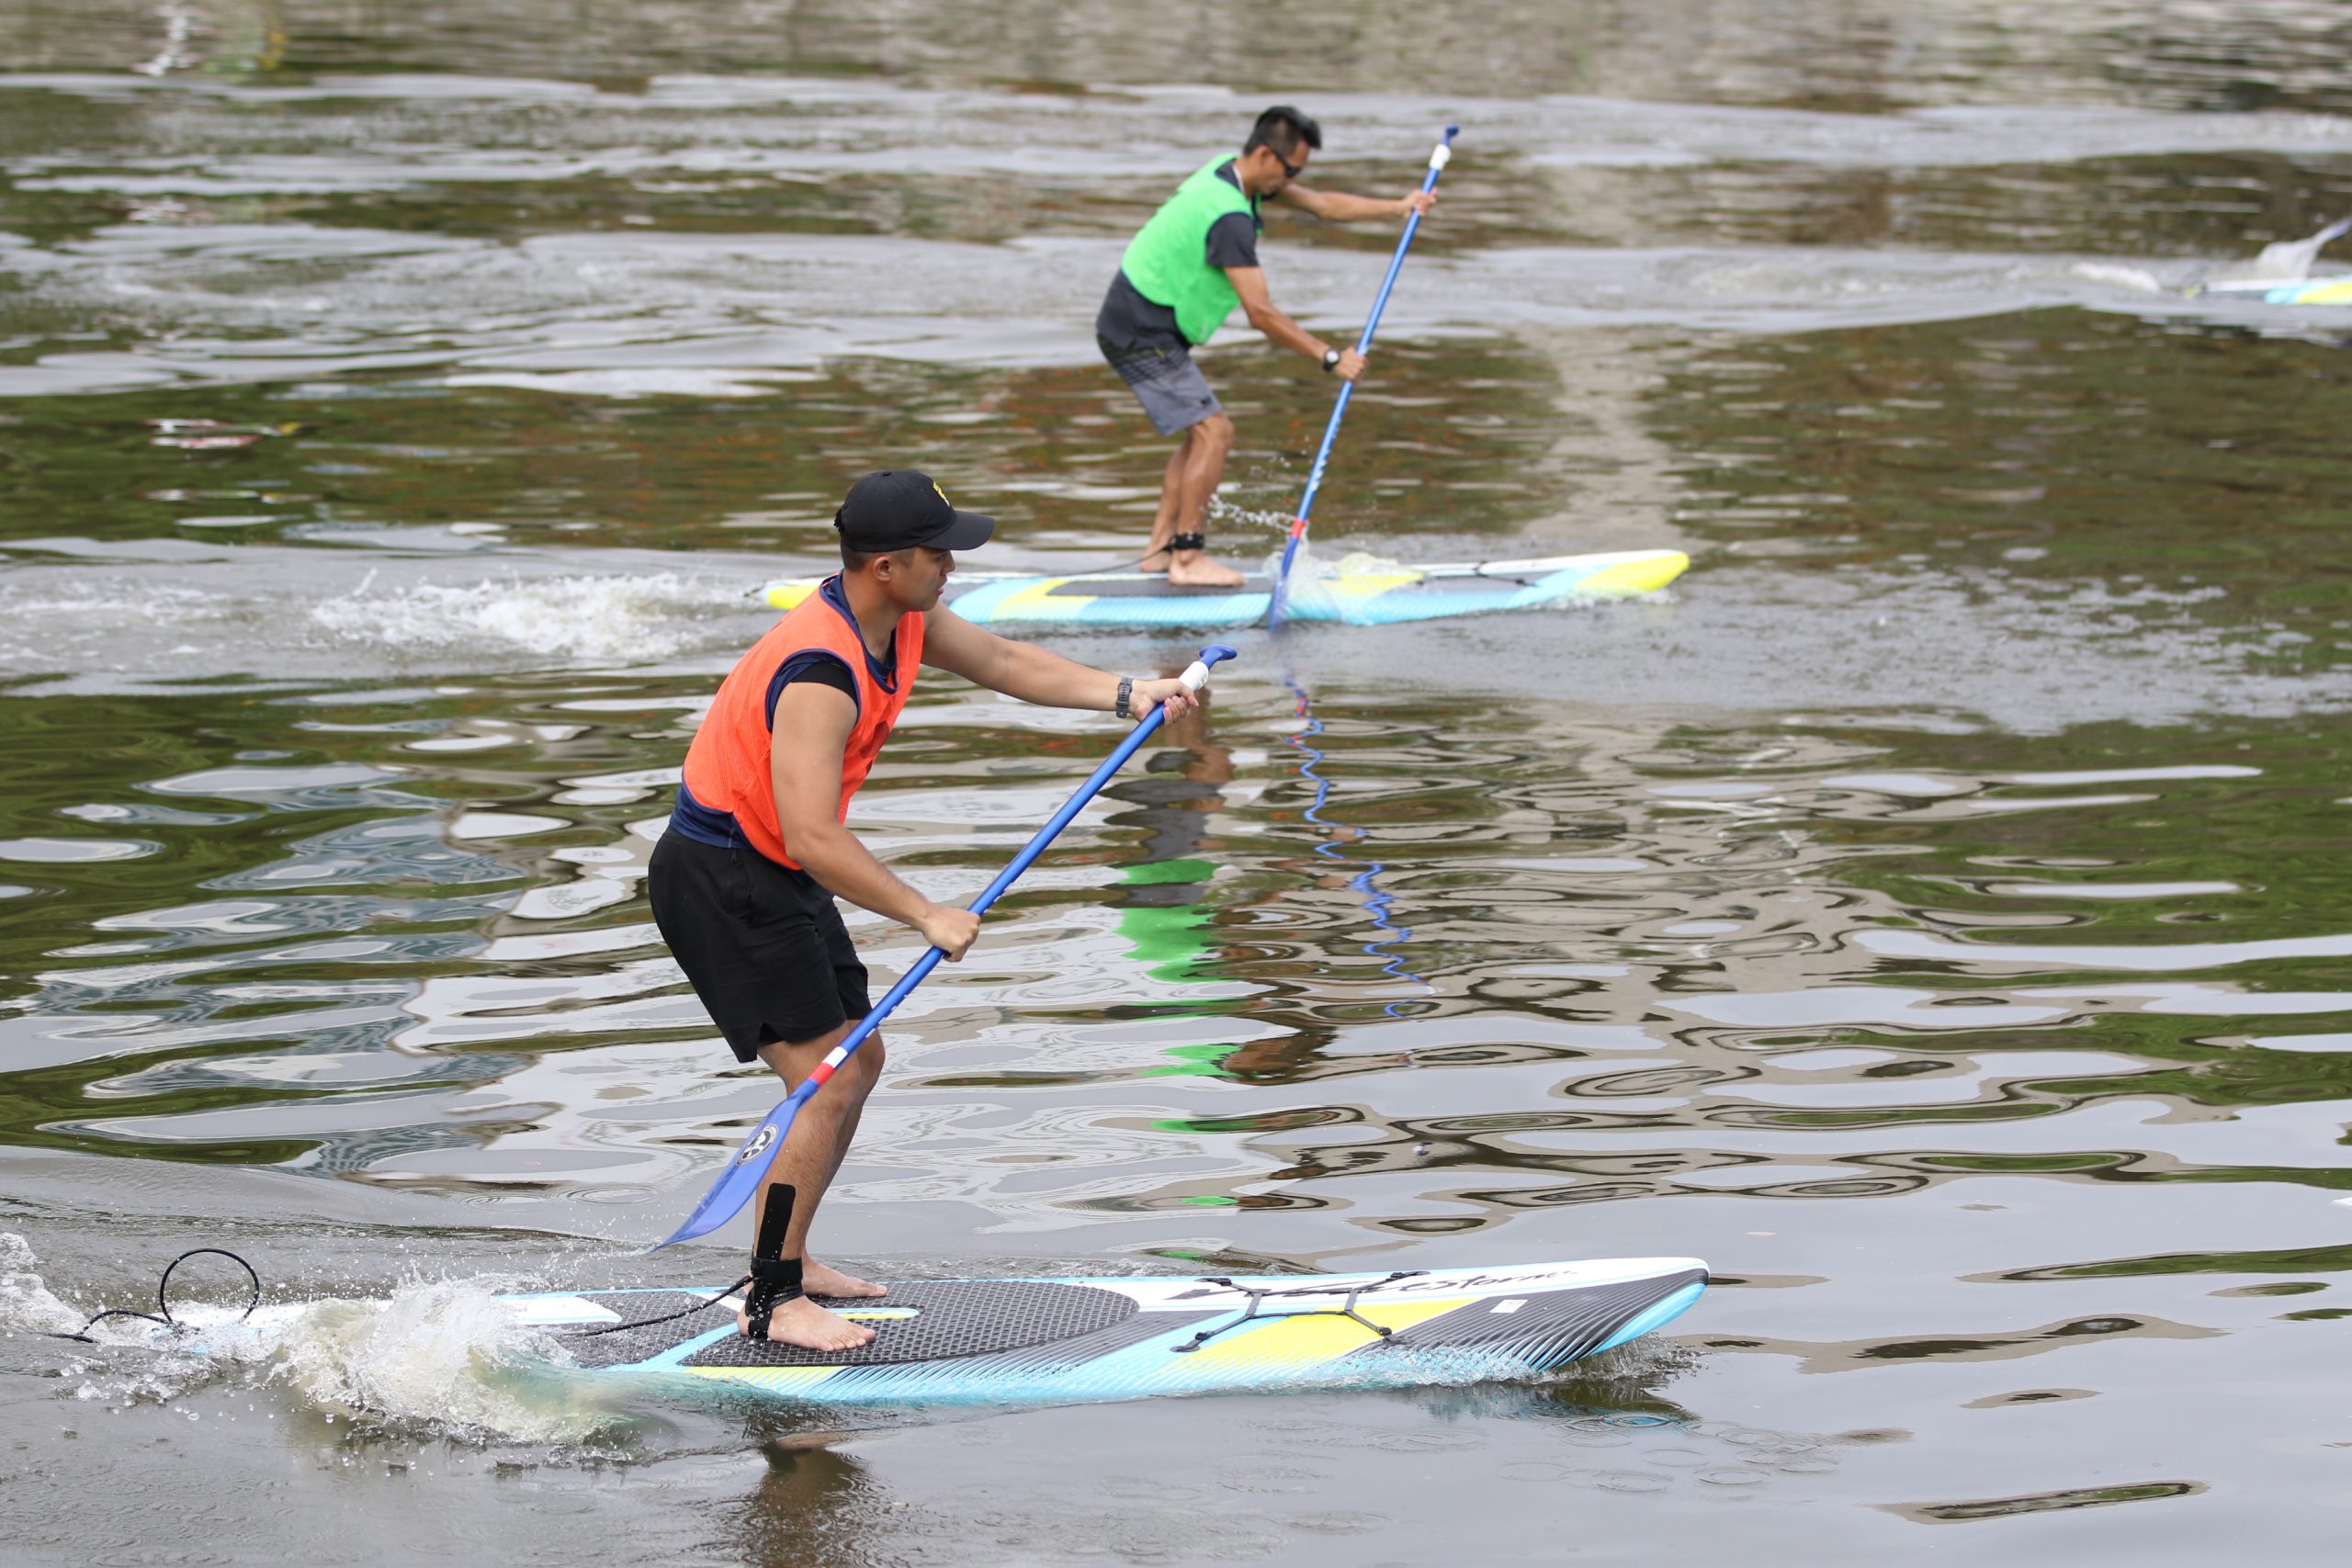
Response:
[1175,644,1237,698]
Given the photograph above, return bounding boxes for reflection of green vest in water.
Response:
[1120,157,1259,346]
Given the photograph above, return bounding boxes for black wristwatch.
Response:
[1320,346,1341,374]
[1114,675,1134,719]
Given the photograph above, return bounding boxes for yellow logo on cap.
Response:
[933,481,951,507]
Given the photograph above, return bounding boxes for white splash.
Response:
[311,570,711,663]
[0,1232,84,1336]
[270,1276,618,1444]
[16,1232,628,1444]
[2071,262,2162,294]
[1262,539,1412,623]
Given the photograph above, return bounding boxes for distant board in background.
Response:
[2195,274,2352,306]
[763,548,1690,629]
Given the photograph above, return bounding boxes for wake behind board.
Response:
[507,1258,1706,1405]
[762,548,1689,629]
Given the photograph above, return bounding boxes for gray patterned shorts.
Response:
[1099,337,1223,436]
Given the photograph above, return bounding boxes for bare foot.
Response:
[736,1293,876,1351]
[803,1258,886,1299]
[1168,551,1247,588]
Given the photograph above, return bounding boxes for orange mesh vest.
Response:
[677,578,922,870]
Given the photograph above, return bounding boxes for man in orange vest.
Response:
[1097,105,1437,588]
[649,469,1206,1350]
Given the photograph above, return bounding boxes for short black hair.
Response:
[836,504,872,571]
[838,534,920,573]
[1246,106,1322,160]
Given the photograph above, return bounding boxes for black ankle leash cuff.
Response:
[1170,531,1207,552]
[742,1182,804,1342]
[743,1255,805,1341]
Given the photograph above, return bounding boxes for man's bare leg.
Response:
[799,1078,884,1299]
[1139,436,1190,570]
[732,1021,885,1348]
[1169,412,1244,587]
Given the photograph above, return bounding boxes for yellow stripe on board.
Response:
[1330,571,1424,599]
[1162,1296,1472,1377]
[1580,551,1689,597]
[2294,280,2352,305]
[995,577,1085,620]
[683,1365,841,1393]
[763,580,820,611]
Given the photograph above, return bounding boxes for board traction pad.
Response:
[556,1280,1182,1371]
[688,1280,1134,1368]
[559,1292,729,1371]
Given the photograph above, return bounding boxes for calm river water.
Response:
[3,3,2350,1563]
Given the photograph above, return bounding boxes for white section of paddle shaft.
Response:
[1430,142,1453,170]
[1179,657,1214,692]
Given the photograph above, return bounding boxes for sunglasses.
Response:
[1272,150,1304,179]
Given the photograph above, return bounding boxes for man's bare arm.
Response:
[922,606,1201,717]
[771,681,977,956]
[1276,184,1435,222]
[1226,265,1323,359]
[1227,266,1363,379]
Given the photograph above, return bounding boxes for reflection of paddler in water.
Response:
[1108,677,1433,1084]
[1111,694,1235,987]
[731,1435,879,1567]
[647,469,1204,1351]
[1097,106,1438,589]
[1283,676,1434,1021]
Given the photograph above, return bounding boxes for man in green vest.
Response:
[1096,106,1438,588]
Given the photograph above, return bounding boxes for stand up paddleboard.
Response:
[90,1252,1703,1407]
[762,548,1690,630]
[512,1258,1706,1405]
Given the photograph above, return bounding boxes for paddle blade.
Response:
[652,1098,800,1250]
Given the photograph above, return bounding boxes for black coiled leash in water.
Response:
[48,1248,262,1344]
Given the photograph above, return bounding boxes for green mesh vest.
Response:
[1119,157,1259,346]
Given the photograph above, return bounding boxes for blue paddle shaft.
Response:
[656,644,1239,1249]
[1269,124,1458,628]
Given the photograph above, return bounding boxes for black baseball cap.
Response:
[834,469,995,553]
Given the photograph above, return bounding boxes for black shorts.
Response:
[648,829,871,1062]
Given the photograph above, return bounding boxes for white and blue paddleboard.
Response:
[507,1258,1707,1405]
[505,1259,1712,1401]
[144,1257,1704,1408]
[763,549,1690,629]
